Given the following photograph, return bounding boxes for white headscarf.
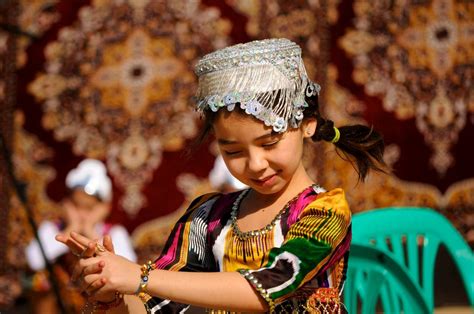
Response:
[65,159,112,202]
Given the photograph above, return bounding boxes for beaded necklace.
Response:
[230,185,314,240]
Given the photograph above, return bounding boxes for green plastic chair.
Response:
[345,243,430,314]
[346,207,474,313]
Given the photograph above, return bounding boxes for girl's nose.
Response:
[247,150,268,173]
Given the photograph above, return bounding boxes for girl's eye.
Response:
[262,141,279,147]
[224,150,242,156]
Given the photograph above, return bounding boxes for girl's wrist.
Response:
[134,261,157,301]
[124,263,143,295]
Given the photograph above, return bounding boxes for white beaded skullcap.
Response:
[195,38,321,132]
[65,159,112,202]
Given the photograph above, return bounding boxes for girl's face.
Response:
[69,189,110,222]
[213,111,316,195]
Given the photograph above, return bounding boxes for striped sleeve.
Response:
[144,193,220,313]
[239,188,352,306]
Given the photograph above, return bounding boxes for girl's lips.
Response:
[251,174,277,186]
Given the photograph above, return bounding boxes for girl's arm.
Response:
[140,269,267,312]
[59,193,269,312]
[71,251,268,312]
[109,275,266,314]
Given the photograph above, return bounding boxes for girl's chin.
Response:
[248,180,286,195]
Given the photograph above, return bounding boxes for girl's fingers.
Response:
[82,260,105,276]
[85,278,107,297]
[55,234,86,256]
[71,257,100,282]
[82,242,97,258]
[71,264,84,283]
[70,232,96,248]
[55,233,67,243]
[61,232,112,258]
[79,274,102,293]
[103,235,115,253]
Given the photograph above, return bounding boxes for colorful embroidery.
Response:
[145,186,351,313]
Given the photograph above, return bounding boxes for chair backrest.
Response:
[344,243,430,314]
[350,207,474,312]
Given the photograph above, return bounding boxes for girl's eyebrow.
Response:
[217,131,276,145]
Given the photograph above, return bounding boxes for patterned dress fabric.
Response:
[143,185,352,313]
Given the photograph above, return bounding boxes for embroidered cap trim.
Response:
[195,38,321,133]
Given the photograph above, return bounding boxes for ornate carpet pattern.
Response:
[0,0,472,278]
[339,0,473,175]
[28,0,231,216]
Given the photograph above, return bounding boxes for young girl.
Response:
[26,159,136,313]
[56,38,386,313]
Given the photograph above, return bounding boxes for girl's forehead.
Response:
[212,110,300,143]
[214,110,268,130]
[213,111,271,138]
[71,189,102,207]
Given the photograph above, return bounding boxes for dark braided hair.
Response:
[304,91,388,181]
[192,83,389,181]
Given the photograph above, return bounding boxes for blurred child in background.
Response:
[25,159,136,313]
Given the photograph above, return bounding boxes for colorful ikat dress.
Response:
[142,185,352,313]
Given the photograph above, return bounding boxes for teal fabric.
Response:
[345,207,474,314]
[345,243,429,314]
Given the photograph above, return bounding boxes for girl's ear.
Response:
[302,118,317,138]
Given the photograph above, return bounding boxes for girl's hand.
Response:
[55,231,95,258]
[59,232,139,295]
[55,231,115,257]
[71,250,141,296]
[55,232,120,302]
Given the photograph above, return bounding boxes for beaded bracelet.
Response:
[135,260,156,301]
[95,292,124,310]
[81,292,123,314]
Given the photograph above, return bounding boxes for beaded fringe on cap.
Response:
[195,38,319,133]
[196,63,307,133]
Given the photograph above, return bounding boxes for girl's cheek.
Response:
[226,160,245,176]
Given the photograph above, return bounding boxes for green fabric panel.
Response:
[264,237,332,299]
